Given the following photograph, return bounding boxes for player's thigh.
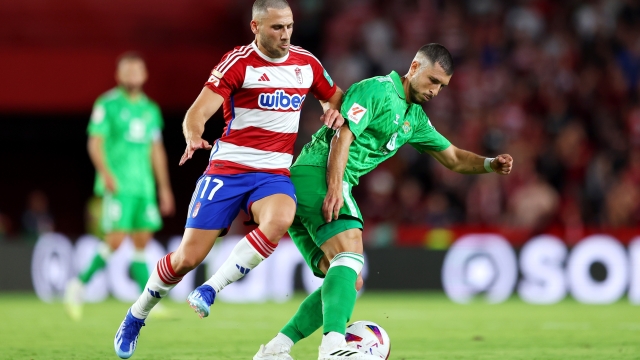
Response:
[101,193,134,234]
[290,166,365,260]
[131,197,162,234]
[185,174,248,236]
[248,174,297,236]
[288,216,326,278]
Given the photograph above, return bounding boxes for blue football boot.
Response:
[114,309,145,359]
[187,284,216,318]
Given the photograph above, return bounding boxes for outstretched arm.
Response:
[319,87,344,130]
[427,145,513,175]
[323,124,355,222]
[179,88,224,165]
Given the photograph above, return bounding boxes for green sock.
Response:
[130,251,150,292]
[322,253,363,334]
[281,287,323,343]
[78,244,110,284]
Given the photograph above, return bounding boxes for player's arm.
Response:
[87,135,117,193]
[323,124,355,222]
[179,88,224,165]
[151,140,175,216]
[319,87,345,130]
[427,145,513,175]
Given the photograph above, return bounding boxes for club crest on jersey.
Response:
[207,74,221,87]
[348,103,367,124]
[258,90,306,111]
[192,202,201,218]
[295,67,303,85]
[402,121,411,134]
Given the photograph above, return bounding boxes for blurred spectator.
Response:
[22,190,54,241]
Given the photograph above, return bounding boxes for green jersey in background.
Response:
[87,87,163,198]
[292,71,451,185]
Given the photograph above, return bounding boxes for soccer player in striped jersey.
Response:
[254,44,513,360]
[113,1,345,358]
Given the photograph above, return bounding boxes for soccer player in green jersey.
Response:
[64,52,175,321]
[254,44,513,360]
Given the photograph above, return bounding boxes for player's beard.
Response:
[121,83,143,95]
[259,37,289,58]
[408,80,426,105]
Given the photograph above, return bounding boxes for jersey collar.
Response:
[388,71,406,101]
[251,41,289,63]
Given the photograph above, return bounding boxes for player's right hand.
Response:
[103,173,117,193]
[179,137,213,166]
[322,184,344,222]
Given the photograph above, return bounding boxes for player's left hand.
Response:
[179,137,213,166]
[491,154,513,175]
[322,184,344,222]
[321,109,344,130]
[159,187,175,216]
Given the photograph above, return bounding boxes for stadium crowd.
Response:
[292,0,640,234]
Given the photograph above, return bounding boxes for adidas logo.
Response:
[258,73,270,81]
[236,264,251,275]
[147,288,161,299]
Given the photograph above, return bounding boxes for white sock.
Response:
[130,253,183,319]
[264,333,294,353]
[320,332,346,351]
[204,228,276,293]
[97,242,112,260]
[132,249,146,263]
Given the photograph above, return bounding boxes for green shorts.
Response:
[289,165,363,278]
[101,193,162,233]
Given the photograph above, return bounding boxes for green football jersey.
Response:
[87,87,163,198]
[293,71,451,185]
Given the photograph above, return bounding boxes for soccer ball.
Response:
[345,321,391,359]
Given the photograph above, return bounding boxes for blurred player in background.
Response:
[254,44,513,360]
[64,52,175,321]
[113,1,344,358]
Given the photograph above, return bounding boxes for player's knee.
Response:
[259,215,294,242]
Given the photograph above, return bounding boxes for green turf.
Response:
[1,292,639,359]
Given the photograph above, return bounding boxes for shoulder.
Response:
[214,44,255,75]
[95,88,121,105]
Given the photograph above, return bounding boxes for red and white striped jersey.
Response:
[203,41,337,177]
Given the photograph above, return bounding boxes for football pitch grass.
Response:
[1,292,639,359]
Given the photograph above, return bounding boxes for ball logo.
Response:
[258,90,306,111]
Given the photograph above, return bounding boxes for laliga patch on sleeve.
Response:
[207,74,221,87]
[347,103,367,124]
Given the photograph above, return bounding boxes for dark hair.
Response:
[252,0,290,19]
[116,51,145,67]
[417,43,453,75]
